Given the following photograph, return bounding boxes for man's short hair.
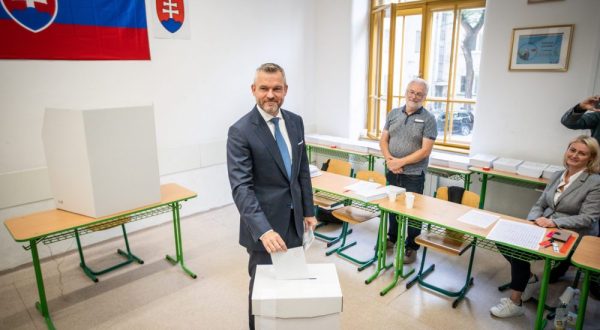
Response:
[255,63,287,85]
[407,78,429,95]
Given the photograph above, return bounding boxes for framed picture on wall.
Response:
[509,24,574,71]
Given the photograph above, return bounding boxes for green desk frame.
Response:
[470,167,548,209]
[4,186,197,330]
[307,143,374,170]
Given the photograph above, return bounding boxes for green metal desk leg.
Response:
[365,211,393,284]
[368,155,374,171]
[380,215,415,296]
[30,240,56,330]
[575,269,590,330]
[165,202,197,279]
[307,145,312,163]
[478,173,488,209]
[464,173,472,191]
[534,259,552,330]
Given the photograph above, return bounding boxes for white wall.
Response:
[469,0,600,216]
[313,0,369,139]
[0,0,320,271]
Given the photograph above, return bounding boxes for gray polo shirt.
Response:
[383,106,437,175]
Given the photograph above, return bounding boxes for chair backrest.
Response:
[326,159,352,176]
[435,186,480,208]
[355,170,386,185]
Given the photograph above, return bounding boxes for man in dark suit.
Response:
[227,63,317,330]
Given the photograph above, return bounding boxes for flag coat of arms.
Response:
[0,0,150,60]
[152,0,190,39]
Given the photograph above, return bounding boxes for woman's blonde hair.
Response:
[564,135,600,173]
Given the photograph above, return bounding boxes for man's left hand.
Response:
[304,216,317,231]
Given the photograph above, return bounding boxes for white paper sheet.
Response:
[344,181,381,192]
[457,210,499,229]
[270,247,312,280]
[486,219,546,251]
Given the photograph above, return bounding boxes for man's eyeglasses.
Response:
[407,90,425,98]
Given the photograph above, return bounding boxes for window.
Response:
[366,0,486,150]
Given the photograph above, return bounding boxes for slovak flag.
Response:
[0,0,150,60]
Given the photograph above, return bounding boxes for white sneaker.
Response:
[521,274,540,302]
[490,298,525,318]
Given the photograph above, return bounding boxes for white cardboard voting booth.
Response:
[252,263,343,329]
[42,105,160,218]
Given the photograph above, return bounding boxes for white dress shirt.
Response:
[256,105,293,162]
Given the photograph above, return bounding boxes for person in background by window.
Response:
[379,78,437,264]
[560,95,600,299]
[490,135,600,318]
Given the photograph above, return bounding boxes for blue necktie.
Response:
[271,117,292,178]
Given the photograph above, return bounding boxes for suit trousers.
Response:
[247,210,302,330]
[386,171,425,250]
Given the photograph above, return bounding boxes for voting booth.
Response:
[42,105,160,218]
[252,263,343,329]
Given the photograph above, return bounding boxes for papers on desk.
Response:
[486,219,546,251]
[271,247,313,280]
[457,210,499,229]
[344,183,406,202]
[309,164,322,177]
[344,181,381,191]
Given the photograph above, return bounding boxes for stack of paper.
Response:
[344,182,405,202]
[309,164,322,177]
[517,161,549,178]
[493,158,523,173]
[447,154,470,171]
[429,151,451,167]
[469,154,498,168]
[543,165,565,179]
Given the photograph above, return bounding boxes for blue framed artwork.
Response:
[509,25,573,71]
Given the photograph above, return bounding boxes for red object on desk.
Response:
[559,236,576,254]
[483,167,490,171]
[330,145,337,148]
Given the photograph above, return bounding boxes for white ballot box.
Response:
[252,263,343,330]
[42,105,160,218]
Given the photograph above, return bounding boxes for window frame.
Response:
[366,0,486,151]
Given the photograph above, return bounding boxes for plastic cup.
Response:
[387,191,397,202]
[405,193,415,209]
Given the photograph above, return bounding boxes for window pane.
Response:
[453,8,485,101]
[427,10,454,99]
[428,101,448,143]
[400,15,422,96]
[447,103,476,145]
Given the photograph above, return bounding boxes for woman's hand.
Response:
[534,217,556,228]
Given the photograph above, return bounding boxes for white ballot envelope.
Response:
[303,227,315,251]
[271,246,312,280]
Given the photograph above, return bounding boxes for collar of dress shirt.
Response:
[256,105,283,124]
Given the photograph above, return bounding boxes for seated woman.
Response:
[490,135,600,318]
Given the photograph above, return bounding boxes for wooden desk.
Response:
[377,193,576,330]
[571,236,600,330]
[4,183,197,330]
[311,172,389,271]
[469,166,549,209]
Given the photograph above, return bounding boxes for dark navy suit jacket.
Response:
[227,106,314,251]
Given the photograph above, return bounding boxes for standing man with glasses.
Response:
[379,78,437,264]
[227,63,317,329]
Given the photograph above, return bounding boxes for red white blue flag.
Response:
[0,0,150,60]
